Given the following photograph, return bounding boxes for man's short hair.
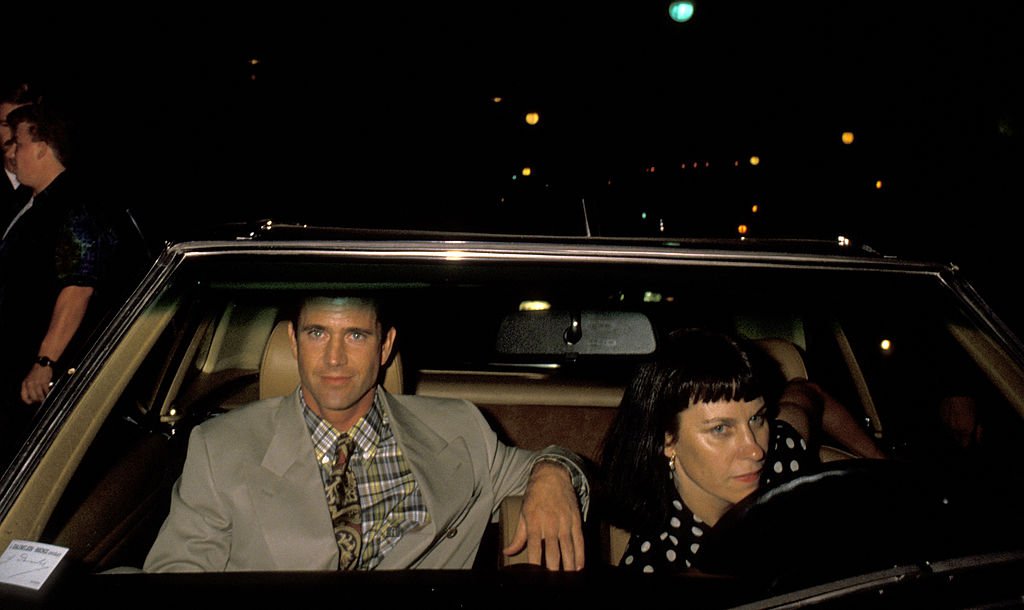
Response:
[287,292,394,333]
[5,102,73,167]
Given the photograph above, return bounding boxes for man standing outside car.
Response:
[0,102,118,461]
[145,294,589,571]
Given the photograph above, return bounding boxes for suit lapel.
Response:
[251,392,338,569]
[378,392,474,565]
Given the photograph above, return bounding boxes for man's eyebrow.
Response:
[347,325,377,336]
[299,323,376,335]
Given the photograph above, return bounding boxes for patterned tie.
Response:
[326,433,362,569]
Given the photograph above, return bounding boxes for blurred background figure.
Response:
[0,80,38,229]
[938,394,984,452]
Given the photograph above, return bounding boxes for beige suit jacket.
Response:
[143,388,587,571]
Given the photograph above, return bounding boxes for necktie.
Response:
[326,433,362,569]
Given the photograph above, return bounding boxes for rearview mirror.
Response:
[495,310,656,357]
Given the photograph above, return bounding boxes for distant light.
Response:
[737,224,748,235]
[643,291,663,303]
[749,156,760,166]
[880,339,892,351]
[519,300,551,311]
[875,179,883,189]
[751,204,759,213]
[641,212,648,220]
[842,131,855,145]
[525,112,540,125]
[492,96,502,103]
[734,160,740,167]
[668,1,696,23]
[249,58,260,66]
[837,235,851,246]
[522,167,532,176]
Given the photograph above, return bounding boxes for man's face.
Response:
[289,298,395,430]
[11,122,47,191]
[0,102,19,172]
[665,397,769,526]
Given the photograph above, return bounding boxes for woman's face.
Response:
[664,397,769,526]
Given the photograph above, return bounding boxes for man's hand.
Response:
[502,461,585,570]
[21,364,54,404]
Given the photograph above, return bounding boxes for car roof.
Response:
[178,219,899,262]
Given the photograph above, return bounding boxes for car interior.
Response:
[6,253,1024,582]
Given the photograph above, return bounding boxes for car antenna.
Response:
[580,198,592,237]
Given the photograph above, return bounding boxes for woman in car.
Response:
[598,328,886,573]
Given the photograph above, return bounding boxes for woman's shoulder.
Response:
[771,418,806,444]
[763,419,815,487]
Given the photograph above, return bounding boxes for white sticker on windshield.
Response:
[0,540,68,590]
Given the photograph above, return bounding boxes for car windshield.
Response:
[4,243,1024,588]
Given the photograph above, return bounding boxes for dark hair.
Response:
[598,328,765,532]
[6,101,73,166]
[0,81,40,107]
[287,292,394,333]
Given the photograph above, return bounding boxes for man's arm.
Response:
[500,448,590,571]
[778,378,887,459]
[144,426,232,572]
[21,284,93,404]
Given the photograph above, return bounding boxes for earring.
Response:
[667,454,676,472]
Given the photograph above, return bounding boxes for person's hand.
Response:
[502,460,585,571]
[20,364,54,404]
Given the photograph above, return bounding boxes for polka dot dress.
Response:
[620,498,706,573]
[618,420,812,573]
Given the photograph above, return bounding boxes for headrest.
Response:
[754,337,808,381]
[259,320,404,400]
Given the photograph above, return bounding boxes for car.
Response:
[2,222,1024,609]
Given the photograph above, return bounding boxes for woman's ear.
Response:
[663,432,676,458]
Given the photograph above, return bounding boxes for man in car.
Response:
[145,293,589,571]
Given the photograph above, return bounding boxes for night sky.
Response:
[9,2,1024,323]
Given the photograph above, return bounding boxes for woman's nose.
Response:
[739,427,766,461]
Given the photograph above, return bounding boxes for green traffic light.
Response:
[668,1,695,23]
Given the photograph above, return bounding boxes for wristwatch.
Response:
[36,356,57,368]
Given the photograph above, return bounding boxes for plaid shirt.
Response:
[301,388,428,569]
